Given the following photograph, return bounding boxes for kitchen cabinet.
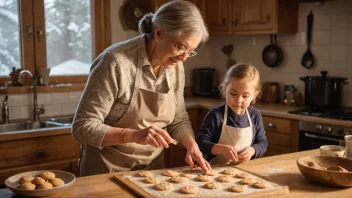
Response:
[0,134,80,185]
[262,116,299,157]
[164,107,209,168]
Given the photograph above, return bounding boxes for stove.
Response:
[289,107,352,151]
[289,107,352,121]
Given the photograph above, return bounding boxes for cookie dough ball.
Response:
[161,170,179,177]
[203,169,217,176]
[204,182,221,189]
[136,171,153,178]
[180,172,193,178]
[40,171,55,180]
[222,169,238,175]
[49,178,65,187]
[20,182,36,190]
[195,175,210,182]
[235,172,252,179]
[19,176,34,184]
[154,182,173,191]
[240,177,256,185]
[143,176,160,184]
[252,181,272,189]
[37,182,54,190]
[169,176,188,183]
[216,175,232,182]
[31,177,46,185]
[179,186,198,194]
[228,185,248,193]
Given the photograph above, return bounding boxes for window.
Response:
[0,0,110,85]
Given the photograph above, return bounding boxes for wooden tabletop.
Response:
[1,149,351,198]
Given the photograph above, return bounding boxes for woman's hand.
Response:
[132,126,173,148]
[211,144,239,161]
[185,145,212,171]
[238,147,255,161]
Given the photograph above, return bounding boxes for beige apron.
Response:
[210,105,253,165]
[82,66,175,176]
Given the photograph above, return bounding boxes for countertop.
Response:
[1,149,351,197]
[185,97,352,127]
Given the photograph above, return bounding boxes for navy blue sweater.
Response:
[196,104,268,162]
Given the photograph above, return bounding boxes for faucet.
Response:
[18,70,45,122]
[2,83,10,124]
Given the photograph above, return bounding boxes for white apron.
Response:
[81,66,176,176]
[210,105,253,165]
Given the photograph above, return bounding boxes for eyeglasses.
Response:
[173,44,198,57]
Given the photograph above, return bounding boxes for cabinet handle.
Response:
[222,18,227,25]
[267,13,271,22]
[27,26,33,40]
[37,24,43,41]
[268,123,276,128]
[36,150,47,159]
[232,19,239,26]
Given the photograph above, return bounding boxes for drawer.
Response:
[0,134,80,169]
[266,131,291,147]
[263,116,291,134]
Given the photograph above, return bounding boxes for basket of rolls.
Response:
[5,170,75,197]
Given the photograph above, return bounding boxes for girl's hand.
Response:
[238,147,255,161]
[219,144,239,161]
[185,145,212,171]
[132,126,173,148]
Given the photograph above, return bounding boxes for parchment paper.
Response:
[123,167,287,197]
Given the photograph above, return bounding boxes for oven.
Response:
[298,121,350,151]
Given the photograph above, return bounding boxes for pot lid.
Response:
[303,71,348,81]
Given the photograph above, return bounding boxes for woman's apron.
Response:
[82,66,176,175]
[209,105,253,165]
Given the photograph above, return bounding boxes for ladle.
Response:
[301,11,314,69]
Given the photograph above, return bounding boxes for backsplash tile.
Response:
[53,93,69,104]
[68,91,82,102]
[62,103,78,115]
[7,95,24,107]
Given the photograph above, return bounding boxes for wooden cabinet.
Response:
[164,107,209,168]
[231,0,298,34]
[204,0,232,35]
[262,116,299,157]
[0,134,80,185]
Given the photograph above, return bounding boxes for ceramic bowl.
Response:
[5,170,75,197]
[320,145,345,157]
[297,156,352,187]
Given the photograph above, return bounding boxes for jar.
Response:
[345,135,352,159]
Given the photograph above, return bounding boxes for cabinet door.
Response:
[204,0,232,35]
[38,159,79,176]
[232,0,275,33]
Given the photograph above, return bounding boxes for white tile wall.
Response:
[3,0,346,123]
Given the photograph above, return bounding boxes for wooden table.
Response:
[1,149,351,197]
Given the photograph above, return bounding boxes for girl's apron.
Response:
[82,66,175,175]
[209,105,253,165]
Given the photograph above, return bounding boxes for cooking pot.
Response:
[300,71,349,108]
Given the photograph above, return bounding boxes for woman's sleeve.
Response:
[196,109,218,161]
[72,53,119,149]
[252,111,268,158]
[166,64,194,142]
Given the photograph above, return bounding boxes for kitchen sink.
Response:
[46,117,74,126]
[0,121,64,133]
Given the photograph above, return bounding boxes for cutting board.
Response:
[113,165,289,198]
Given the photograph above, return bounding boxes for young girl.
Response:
[196,63,268,164]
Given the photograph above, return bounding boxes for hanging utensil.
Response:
[262,34,283,67]
[301,10,314,69]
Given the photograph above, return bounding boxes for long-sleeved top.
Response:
[196,104,268,161]
[72,34,193,149]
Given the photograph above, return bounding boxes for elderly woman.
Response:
[72,0,211,176]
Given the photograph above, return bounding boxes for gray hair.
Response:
[138,0,209,43]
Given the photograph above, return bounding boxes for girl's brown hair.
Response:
[220,63,261,102]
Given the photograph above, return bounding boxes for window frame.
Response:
[0,0,111,86]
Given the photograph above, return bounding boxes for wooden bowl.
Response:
[297,156,352,187]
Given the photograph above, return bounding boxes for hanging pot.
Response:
[300,71,349,108]
[262,34,284,67]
